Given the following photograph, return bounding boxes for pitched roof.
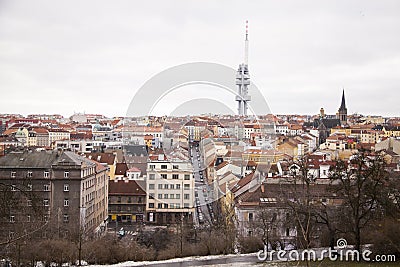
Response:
[115,162,128,176]
[85,152,116,165]
[229,172,255,193]
[108,180,146,195]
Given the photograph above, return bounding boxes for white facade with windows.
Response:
[146,157,194,224]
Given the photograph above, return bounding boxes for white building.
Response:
[146,154,195,224]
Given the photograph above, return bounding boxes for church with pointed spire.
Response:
[311,90,349,144]
[337,89,348,125]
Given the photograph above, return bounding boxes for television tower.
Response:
[235,20,251,116]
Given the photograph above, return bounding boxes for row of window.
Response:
[9,214,68,223]
[157,193,190,200]
[10,184,69,192]
[148,173,191,180]
[149,164,178,170]
[115,196,143,203]
[148,203,190,209]
[10,171,69,178]
[148,183,191,190]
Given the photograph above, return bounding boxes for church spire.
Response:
[340,89,346,110]
[338,89,348,125]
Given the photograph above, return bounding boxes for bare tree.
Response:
[282,156,316,251]
[329,150,391,252]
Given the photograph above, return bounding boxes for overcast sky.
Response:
[1,0,399,118]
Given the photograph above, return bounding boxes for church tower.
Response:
[337,89,347,125]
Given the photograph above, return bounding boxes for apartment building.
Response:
[146,154,194,224]
[108,180,146,223]
[0,150,108,242]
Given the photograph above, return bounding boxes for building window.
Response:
[164,184,169,189]
[63,215,69,223]
[10,215,15,223]
[138,197,142,203]
[64,199,69,207]
[176,184,181,190]
[157,203,162,209]
[164,203,168,209]
[44,171,49,178]
[11,185,16,191]
[172,174,179,179]
[27,171,32,177]
[149,174,155,180]
[44,184,50,191]
[9,232,15,239]
[184,194,190,200]
[63,184,69,192]
[161,174,167,179]
[158,194,162,199]
[27,184,32,191]
[249,213,253,222]
[11,171,16,178]
[184,184,190,190]
[149,193,154,199]
[184,174,190,180]
[164,194,168,199]
[149,164,155,170]
[170,184,174,189]
[27,199,32,206]
[128,197,132,203]
[117,197,121,203]
[161,165,168,169]
[176,203,180,209]
[149,203,154,208]
[158,184,163,189]
[170,194,174,199]
[64,171,69,178]
[176,194,180,199]
[184,203,189,208]
[173,165,179,169]
[43,199,49,206]
[27,215,31,222]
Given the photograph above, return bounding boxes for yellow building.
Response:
[242,149,285,164]
[330,127,352,136]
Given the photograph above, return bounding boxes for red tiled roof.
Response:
[230,172,255,193]
[108,180,146,196]
[85,152,116,165]
[115,163,129,176]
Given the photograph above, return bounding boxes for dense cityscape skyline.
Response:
[1,1,400,265]
[1,1,400,117]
